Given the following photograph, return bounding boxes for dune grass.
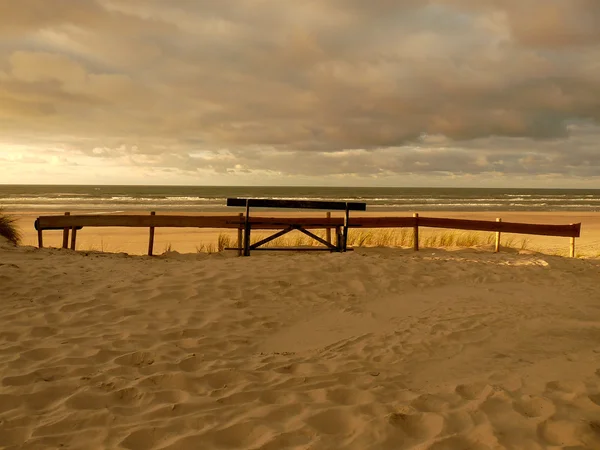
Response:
[196,228,530,252]
[0,209,21,245]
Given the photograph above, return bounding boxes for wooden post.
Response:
[243,200,251,256]
[413,213,419,251]
[237,213,243,257]
[495,218,501,253]
[335,226,342,251]
[70,227,77,250]
[62,212,70,249]
[342,204,350,252]
[326,211,332,245]
[148,211,156,256]
[37,229,43,248]
[570,236,576,258]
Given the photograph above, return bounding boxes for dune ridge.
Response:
[1,240,600,449]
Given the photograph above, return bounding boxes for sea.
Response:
[1,185,600,213]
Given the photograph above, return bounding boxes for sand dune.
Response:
[1,239,600,449]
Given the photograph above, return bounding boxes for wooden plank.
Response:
[246,217,345,228]
[413,213,419,252]
[570,237,576,258]
[62,212,70,249]
[37,228,43,248]
[418,217,581,238]
[226,198,366,211]
[326,212,332,244]
[36,215,242,229]
[348,216,416,228]
[148,212,156,256]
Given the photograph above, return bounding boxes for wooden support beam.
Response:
[250,226,294,250]
[570,235,576,258]
[413,213,419,251]
[70,227,77,250]
[296,226,338,250]
[495,218,501,253]
[326,212,332,244]
[343,204,350,252]
[244,200,251,256]
[37,228,43,248]
[418,217,581,238]
[148,211,156,256]
[237,213,243,257]
[62,212,70,248]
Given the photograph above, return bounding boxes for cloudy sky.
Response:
[1,0,599,187]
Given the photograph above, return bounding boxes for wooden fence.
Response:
[34,212,582,257]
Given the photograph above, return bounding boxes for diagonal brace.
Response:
[295,226,339,251]
[250,226,294,249]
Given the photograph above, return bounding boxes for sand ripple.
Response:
[1,245,600,449]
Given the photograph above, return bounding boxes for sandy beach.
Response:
[11,211,600,258]
[1,210,600,449]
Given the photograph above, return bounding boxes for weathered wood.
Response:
[249,226,294,250]
[148,212,156,256]
[326,212,332,244]
[37,228,43,248]
[227,198,366,211]
[296,227,338,250]
[418,217,581,238]
[237,213,243,257]
[570,236,576,258]
[335,226,342,251]
[70,227,77,250]
[413,213,419,252]
[244,200,251,256]
[348,216,415,228]
[245,217,344,228]
[343,206,350,252]
[62,212,70,249]
[495,218,501,253]
[37,215,243,229]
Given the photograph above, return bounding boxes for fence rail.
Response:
[34,212,582,257]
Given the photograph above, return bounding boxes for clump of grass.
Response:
[0,209,21,245]
[217,233,232,252]
[503,236,530,250]
[196,243,217,254]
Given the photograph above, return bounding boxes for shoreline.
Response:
[10,210,600,257]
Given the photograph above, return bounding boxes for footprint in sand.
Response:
[455,382,493,401]
[537,419,585,447]
[427,436,492,450]
[513,395,556,418]
[388,411,444,440]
